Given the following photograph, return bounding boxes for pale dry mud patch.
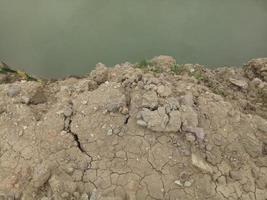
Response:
[0,57,267,200]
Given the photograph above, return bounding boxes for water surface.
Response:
[0,0,267,77]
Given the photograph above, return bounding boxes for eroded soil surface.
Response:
[0,56,267,200]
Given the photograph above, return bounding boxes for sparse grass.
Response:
[136,59,163,74]
[136,59,152,69]
[0,61,41,82]
[151,66,162,74]
[192,72,205,81]
[171,64,183,74]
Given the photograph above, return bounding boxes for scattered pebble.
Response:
[184,180,194,187]
[137,119,147,127]
[174,180,183,186]
[107,128,113,136]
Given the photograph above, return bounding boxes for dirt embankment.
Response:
[0,56,267,200]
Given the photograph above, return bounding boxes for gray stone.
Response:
[90,63,108,84]
[184,180,194,187]
[106,95,126,113]
[184,126,205,141]
[180,93,194,107]
[157,85,172,97]
[7,85,21,97]
[61,192,69,198]
[63,106,73,117]
[185,133,196,143]
[81,193,89,200]
[89,190,97,200]
[191,153,213,173]
[142,90,158,109]
[174,180,183,187]
[107,128,113,136]
[229,78,248,89]
[21,96,30,104]
[40,197,49,200]
[181,106,199,128]
[137,120,147,127]
[30,88,47,105]
[139,107,181,132]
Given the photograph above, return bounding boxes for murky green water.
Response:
[0,0,267,77]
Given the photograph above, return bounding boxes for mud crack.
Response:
[63,104,91,158]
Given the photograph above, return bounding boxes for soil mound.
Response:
[0,56,267,200]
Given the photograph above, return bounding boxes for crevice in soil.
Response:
[63,105,92,159]
[70,127,86,154]
[124,114,130,124]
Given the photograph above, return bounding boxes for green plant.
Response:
[0,61,40,82]
[151,66,162,74]
[137,59,152,69]
[192,72,204,81]
[171,64,183,74]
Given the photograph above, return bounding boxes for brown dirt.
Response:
[0,56,267,200]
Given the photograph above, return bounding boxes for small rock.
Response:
[106,95,126,113]
[245,58,267,81]
[81,193,89,200]
[32,164,51,188]
[185,133,196,143]
[61,192,69,198]
[184,180,194,187]
[0,105,5,114]
[191,153,213,173]
[113,127,121,135]
[120,106,129,115]
[229,170,242,181]
[90,63,108,84]
[157,85,172,97]
[18,130,24,137]
[137,120,147,127]
[63,106,73,117]
[65,167,74,174]
[90,189,98,200]
[229,78,248,89]
[40,197,49,200]
[81,100,88,105]
[174,180,183,187]
[107,129,113,136]
[87,80,98,91]
[73,192,80,199]
[21,96,30,104]
[251,78,263,87]
[184,126,205,141]
[64,118,71,129]
[180,93,194,107]
[217,176,226,185]
[142,90,158,109]
[7,85,21,97]
[30,88,47,105]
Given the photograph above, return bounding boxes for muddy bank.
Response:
[0,56,267,200]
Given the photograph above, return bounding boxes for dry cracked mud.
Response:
[0,56,267,200]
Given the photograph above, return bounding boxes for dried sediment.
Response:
[0,56,267,200]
